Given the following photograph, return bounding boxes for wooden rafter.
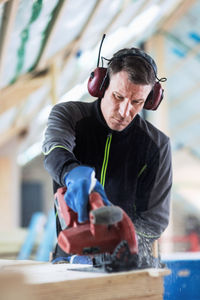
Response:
[107,0,152,34]
[81,0,152,54]
[59,0,104,70]
[149,0,198,89]
[0,0,104,114]
[32,0,104,74]
[35,0,69,70]
[49,60,59,105]
[0,87,50,147]
[0,0,196,148]
[60,1,152,86]
[145,34,170,135]
[0,0,10,4]
[0,122,27,147]
[0,0,20,83]
[0,72,49,115]
[105,0,131,32]
[160,0,196,31]
[54,0,104,88]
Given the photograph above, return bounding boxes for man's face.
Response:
[100,71,152,131]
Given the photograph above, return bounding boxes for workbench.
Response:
[0,259,170,300]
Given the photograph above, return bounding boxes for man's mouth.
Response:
[114,118,128,126]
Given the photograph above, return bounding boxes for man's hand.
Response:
[64,166,110,223]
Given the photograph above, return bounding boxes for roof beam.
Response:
[0,72,49,114]
[55,0,104,88]
[0,0,10,4]
[160,0,196,31]
[49,60,59,105]
[39,0,103,75]
[0,88,49,147]
[0,122,27,147]
[34,0,69,70]
[106,0,150,34]
[0,0,20,84]
[145,34,170,136]
[0,1,104,114]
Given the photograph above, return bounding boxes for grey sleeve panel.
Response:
[42,102,85,155]
[134,138,172,240]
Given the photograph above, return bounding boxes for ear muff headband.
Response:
[110,49,158,77]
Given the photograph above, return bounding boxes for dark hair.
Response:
[107,48,156,86]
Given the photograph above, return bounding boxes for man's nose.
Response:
[119,100,131,118]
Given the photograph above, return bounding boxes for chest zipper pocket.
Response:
[100,133,112,187]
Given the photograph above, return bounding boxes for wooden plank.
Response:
[34,271,164,300]
[0,260,170,300]
[0,272,33,300]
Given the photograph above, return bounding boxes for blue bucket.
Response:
[162,253,200,300]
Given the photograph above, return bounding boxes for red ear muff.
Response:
[87,67,108,98]
[144,82,164,111]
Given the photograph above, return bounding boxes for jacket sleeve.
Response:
[42,102,83,186]
[134,139,172,244]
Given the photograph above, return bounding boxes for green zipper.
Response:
[137,164,147,178]
[100,133,112,187]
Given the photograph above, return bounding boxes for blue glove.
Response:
[64,166,110,223]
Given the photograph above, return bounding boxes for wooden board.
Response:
[0,260,170,300]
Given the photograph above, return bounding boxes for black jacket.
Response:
[42,99,172,245]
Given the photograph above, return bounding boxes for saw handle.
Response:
[55,187,79,230]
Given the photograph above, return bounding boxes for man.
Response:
[42,47,172,264]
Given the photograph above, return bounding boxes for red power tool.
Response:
[55,187,139,272]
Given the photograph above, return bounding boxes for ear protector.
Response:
[87,34,167,111]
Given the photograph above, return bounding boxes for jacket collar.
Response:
[94,98,139,135]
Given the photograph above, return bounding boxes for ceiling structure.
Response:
[0,0,200,211]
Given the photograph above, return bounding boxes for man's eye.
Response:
[114,93,123,100]
[132,100,143,105]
